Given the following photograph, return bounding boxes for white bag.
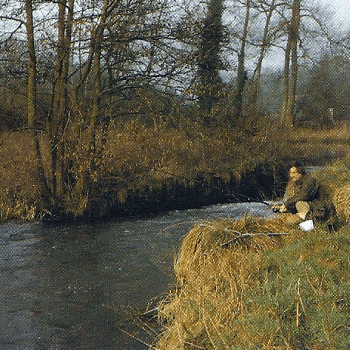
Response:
[299,220,314,231]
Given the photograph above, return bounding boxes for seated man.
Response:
[273,162,336,227]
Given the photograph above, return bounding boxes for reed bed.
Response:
[154,217,350,349]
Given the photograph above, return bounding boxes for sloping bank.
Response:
[0,125,349,221]
[152,163,350,349]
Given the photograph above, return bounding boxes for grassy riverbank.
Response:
[1,122,350,220]
[152,162,350,349]
[154,220,350,349]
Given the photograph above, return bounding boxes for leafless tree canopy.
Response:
[0,0,346,215]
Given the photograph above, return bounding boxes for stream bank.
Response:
[1,124,349,222]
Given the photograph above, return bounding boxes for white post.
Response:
[328,108,334,124]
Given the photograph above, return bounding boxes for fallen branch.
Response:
[221,232,288,248]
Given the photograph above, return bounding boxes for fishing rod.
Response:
[148,166,271,206]
[229,192,271,206]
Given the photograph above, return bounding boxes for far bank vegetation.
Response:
[0,0,350,220]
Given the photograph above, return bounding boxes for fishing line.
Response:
[147,165,271,206]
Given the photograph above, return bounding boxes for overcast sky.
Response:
[320,0,350,30]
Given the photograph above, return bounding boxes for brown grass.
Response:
[173,217,290,285]
[312,156,350,223]
[0,130,51,220]
[155,217,294,349]
[333,186,350,222]
[2,122,350,219]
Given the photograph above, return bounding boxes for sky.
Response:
[320,0,350,30]
[259,0,350,73]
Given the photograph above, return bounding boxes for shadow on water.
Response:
[0,202,274,349]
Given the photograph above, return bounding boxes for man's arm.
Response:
[284,176,319,211]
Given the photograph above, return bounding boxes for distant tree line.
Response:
[0,0,348,215]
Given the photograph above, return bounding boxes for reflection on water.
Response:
[0,202,274,349]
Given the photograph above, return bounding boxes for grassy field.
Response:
[1,122,350,220]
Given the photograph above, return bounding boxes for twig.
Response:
[120,328,159,349]
[142,307,159,316]
[221,232,288,248]
[184,342,205,349]
[197,223,242,236]
[136,317,158,336]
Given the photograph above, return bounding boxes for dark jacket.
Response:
[283,174,334,221]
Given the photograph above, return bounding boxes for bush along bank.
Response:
[89,161,288,219]
[1,122,350,221]
[0,155,288,221]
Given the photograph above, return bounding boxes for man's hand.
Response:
[279,204,287,212]
[271,204,287,213]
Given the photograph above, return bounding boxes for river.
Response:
[0,202,274,350]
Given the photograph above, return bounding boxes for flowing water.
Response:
[0,202,274,350]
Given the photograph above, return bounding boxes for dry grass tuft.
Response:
[174,217,289,286]
[333,186,350,222]
[155,217,292,350]
[312,157,350,223]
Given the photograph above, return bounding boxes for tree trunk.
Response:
[287,0,300,125]
[281,0,300,128]
[281,30,291,127]
[90,1,109,156]
[25,0,52,210]
[51,0,74,204]
[197,0,224,120]
[250,0,275,114]
[25,0,36,129]
[234,0,251,122]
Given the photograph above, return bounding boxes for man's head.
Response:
[289,161,305,182]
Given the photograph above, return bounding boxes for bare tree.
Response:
[225,0,285,124]
[233,0,251,121]
[23,0,52,208]
[25,0,36,128]
[249,0,276,114]
[49,0,75,203]
[281,0,300,128]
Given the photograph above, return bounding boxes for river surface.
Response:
[0,202,274,350]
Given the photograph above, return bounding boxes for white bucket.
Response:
[299,220,314,231]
